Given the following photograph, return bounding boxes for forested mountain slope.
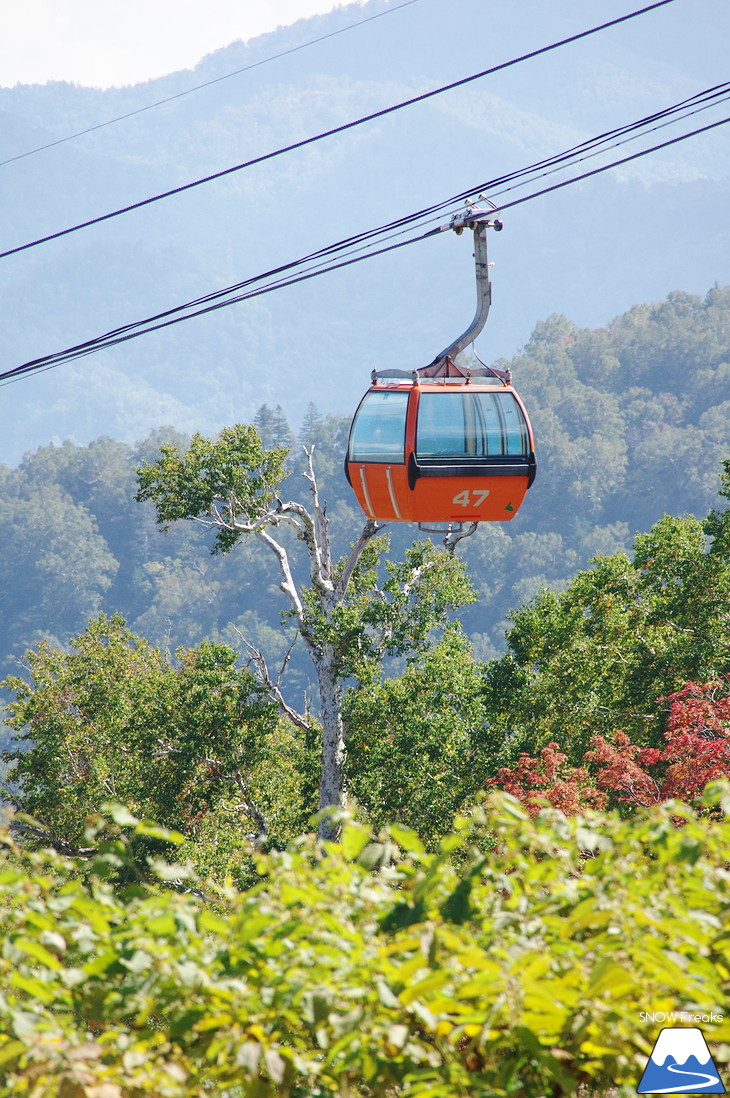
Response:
[0,285,727,685]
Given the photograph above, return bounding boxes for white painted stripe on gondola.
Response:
[358,466,375,519]
[385,466,403,519]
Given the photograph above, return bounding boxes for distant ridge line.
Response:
[0,0,422,168]
[0,0,678,262]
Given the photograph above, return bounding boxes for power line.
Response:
[0,0,422,169]
[371,81,730,237]
[3,102,725,385]
[489,112,730,216]
[0,0,677,262]
[5,99,725,379]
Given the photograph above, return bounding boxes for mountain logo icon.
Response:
[637,1027,725,1093]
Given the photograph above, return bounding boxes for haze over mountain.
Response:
[1,0,728,465]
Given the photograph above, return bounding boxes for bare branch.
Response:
[255,527,306,630]
[444,522,478,554]
[9,820,96,858]
[279,486,333,597]
[230,770,268,847]
[337,519,387,597]
[231,626,312,735]
[276,634,299,689]
[189,501,304,540]
[303,446,332,584]
[152,738,181,758]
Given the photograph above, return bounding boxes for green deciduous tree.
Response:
[482,461,730,766]
[1,614,291,876]
[346,628,489,847]
[136,423,475,839]
[0,482,118,664]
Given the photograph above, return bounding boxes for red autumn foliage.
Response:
[647,679,730,801]
[584,732,661,808]
[490,679,730,815]
[487,742,608,818]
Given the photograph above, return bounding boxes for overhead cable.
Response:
[349,80,730,241]
[0,0,677,262]
[488,112,730,216]
[0,0,422,169]
[2,103,725,385]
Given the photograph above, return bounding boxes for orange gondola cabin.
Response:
[345,205,536,527]
[346,365,535,525]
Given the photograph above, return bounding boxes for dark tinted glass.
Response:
[416,391,528,459]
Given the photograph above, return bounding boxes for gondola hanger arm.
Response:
[370,200,505,386]
[426,200,503,370]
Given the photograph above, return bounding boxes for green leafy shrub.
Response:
[0,793,728,1096]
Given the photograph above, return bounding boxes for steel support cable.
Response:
[151,75,730,301]
[455,85,730,212]
[0,227,443,377]
[3,107,727,387]
[64,78,730,331]
[8,66,715,321]
[31,81,730,328]
[0,111,691,376]
[361,80,730,234]
[485,111,730,216]
[2,221,443,373]
[268,85,730,260]
[0,0,422,169]
[5,101,728,372]
[0,0,677,262]
[0,216,443,371]
[257,80,730,258]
